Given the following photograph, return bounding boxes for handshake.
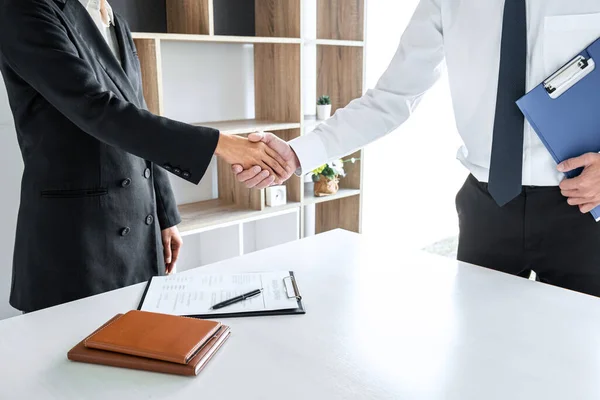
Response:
[215,132,300,189]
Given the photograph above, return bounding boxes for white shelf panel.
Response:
[195,119,301,135]
[303,115,326,132]
[303,188,362,205]
[305,39,365,47]
[132,33,302,44]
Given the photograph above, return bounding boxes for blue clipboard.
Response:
[516,37,600,221]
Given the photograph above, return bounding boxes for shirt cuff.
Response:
[289,133,330,176]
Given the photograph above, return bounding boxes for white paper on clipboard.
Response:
[139,270,300,316]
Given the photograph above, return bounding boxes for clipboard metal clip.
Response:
[283,275,302,301]
[543,55,595,99]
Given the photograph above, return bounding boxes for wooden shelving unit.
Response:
[131,0,367,240]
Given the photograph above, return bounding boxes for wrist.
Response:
[291,148,301,170]
[214,133,232,157]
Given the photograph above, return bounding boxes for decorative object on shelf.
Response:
[316,95,332,120]
[265,185,287,207]
[312,157,360,197]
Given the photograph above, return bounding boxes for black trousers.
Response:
[456,174,600,297]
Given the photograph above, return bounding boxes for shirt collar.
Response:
[79,0,115,27]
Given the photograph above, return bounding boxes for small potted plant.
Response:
[316,95,332,120]
[312,157,359,197]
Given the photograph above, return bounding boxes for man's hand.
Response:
[558,153,600,214]
[161,226,183,275]
[231,132,300,189]
[215,133,292,183]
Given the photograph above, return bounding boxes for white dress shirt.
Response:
[79,0,121,65]
[290,0,600,186]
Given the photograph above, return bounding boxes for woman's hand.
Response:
[161,226,182,275]
[215,133,292,183]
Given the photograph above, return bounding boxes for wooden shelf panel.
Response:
[317,45,363,113]
[306,39,364,47]
[133,38,163,116]
[132,32,302,44]
[317,0,365,42]
[316,195,361,234]
[194,119,300,135]
[256,0,301,38]
[303,188,361,206]
[178,199,300,235]
[166,0,212,35]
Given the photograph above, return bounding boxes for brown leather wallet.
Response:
[84,310,222,364]
[69,314,230,376]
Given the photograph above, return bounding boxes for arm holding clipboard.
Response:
[517,36,600,221]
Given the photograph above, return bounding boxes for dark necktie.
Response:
[487,0,528,207]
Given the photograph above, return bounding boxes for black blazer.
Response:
[0,0,220,312]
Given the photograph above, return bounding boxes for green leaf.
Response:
[317,95,331,105]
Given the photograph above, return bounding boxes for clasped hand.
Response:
[218,132,299,188]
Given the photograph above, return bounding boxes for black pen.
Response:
[211,288,263,310]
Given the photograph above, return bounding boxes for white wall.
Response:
[0,78,24,319]
[361,1,467,250]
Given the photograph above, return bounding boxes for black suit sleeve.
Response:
[0,0,218,185]
[153,164,182,230]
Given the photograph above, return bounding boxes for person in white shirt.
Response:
[233,0,600,297]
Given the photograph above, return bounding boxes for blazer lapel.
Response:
[113,15,139,88]
[60,0,140,106]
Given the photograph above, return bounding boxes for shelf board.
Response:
[178,199,301,235]
[132,33,302,44]
[194,119,301,135]
[303,188,361,205]
[305,39,365,47]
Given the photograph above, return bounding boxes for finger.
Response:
[580,203,599,214]
[560,189,580,198]
[263,148,288,178]
[255,175,276,190]
[247,132,265,142]
[259,132,275,144]
[171,237,182,264]
[231,164,243,174]
[567,197,590,206]
[264,145,288,169]
[243,170,271,188]
[559,176,584,191]
[262,155,286,179]
[258,161,276,177]
[558,153,594,173]
[236,166,262,182]
[166,262,176,275]
[163,236,172,265]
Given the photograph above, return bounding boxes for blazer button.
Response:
[121,178,132,188]
[121,227,131,236]
[182,171,191,179]
[173,168,182,175]
[145,215,154,225]
[164,164,173,172]
[144,168,151,179]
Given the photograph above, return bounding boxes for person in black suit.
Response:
[0,0,291,313]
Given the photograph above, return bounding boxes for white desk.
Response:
[2,229,600,399]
